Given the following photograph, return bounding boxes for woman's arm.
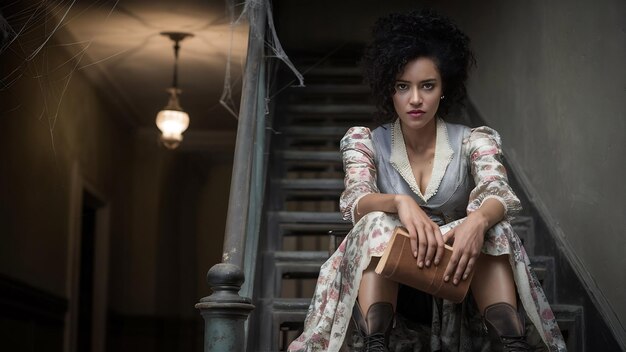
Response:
[442,127,520,285]
[357,193,446,268]
[442,198,505,285]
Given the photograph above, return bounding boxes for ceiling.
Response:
[2,0,250,133]
[1,0,433,136]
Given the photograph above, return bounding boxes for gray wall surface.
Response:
[440,0,626,339]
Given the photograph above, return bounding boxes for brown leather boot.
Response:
[352,301,394,352]
[483,302,531,352]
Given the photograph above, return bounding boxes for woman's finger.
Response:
[407,224,418,258]
[424,225,437,267]
[433,225,445,264]
[433,225,445,266]
[443,247,461,282]
[463,255,478,281]
[453,254,470,285]
[415,224,428,268]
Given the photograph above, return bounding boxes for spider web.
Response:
[0,0,306,152]
[0,0,120,156]
[220,0,304,119]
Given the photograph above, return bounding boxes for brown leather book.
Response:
[374,226,473,303]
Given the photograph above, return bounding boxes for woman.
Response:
[288,10,566,352]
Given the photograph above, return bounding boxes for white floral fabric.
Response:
[288,123,567,352]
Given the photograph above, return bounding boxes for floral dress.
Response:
[288,118,567,352]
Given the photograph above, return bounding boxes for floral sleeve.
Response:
[466,126,522,218]
[339,127,379,224]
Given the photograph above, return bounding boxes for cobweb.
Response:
[0,0,120,156]
[0,0,306,148]
[219,0,305,119]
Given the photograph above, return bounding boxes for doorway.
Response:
[76,191,101,351]
[65,169,110,352]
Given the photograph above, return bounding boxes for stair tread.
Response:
[268,302,585,315]
[273,298,311,310]
[279,150,342,161]
[284,104,376,114]
[529,255,555,262]
[281,126,351,137]
[280,223,352,237]
[272,211,347,224]
[551,304,584,312]
[274,250,329,262]
[277,178,344,190]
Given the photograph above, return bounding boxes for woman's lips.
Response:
[408,110,425,117]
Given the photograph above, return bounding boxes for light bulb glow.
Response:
[156,109,190,147]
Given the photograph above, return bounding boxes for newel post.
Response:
[196,264,254,351]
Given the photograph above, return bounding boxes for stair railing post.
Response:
[195,1,266,351]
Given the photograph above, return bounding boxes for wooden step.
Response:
[256,297,311,351]
[275,251,328,280]
[280,126,351,137]
[285,114,373,125]
[270,251,328,284]
[271,211,346,224]
[267,212,350,250]
[280,222,352,235]
[529,256,555,302]
[552,304,584,352]
[276,178,344,191]
[274,250,329,263]
[283,104,375,115]
[265,251,328,299]
[279,150,342,162]
[511,216,535,255]
[275,178,344,202]
[273,297,311,312]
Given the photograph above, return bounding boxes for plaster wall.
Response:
[0,37,135,298]
[439,0,626,329]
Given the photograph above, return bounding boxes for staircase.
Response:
[249,61,584,351]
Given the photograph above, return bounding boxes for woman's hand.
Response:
[394,194,445,268]
[442,211,488,285]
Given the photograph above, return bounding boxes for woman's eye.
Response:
[396,83,409,91]
[423,83,434,90]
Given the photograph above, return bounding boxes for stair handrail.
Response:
[195,1,266,351]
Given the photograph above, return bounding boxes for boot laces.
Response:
[501,335,531,352]
[364,333,387,352]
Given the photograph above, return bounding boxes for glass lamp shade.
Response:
[156,109,190,149]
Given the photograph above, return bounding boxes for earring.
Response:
[440,95,445,100]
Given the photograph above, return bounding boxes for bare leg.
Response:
[471,254,531,350]
[352,257,397,349]
[471,254,517,314]
[358,257,399,313]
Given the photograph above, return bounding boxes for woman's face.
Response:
[392,57,443,131]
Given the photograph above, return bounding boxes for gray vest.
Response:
[371,121,474,225]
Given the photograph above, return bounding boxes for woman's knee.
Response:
[357,211,400,227]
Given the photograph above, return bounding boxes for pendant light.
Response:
[156,31,194,149]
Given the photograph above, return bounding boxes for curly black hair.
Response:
[361,9,475,124]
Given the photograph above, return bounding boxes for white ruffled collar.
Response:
[389,118,454,202]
